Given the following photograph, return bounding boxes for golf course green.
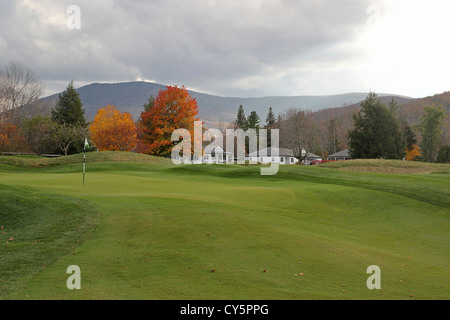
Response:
[0,152,448,300]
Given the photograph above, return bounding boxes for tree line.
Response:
[0,61,448,163]
[0,63,200,158]
[231,92,447,163]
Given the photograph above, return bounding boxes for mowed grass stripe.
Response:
[0,153,448,299]
[0,184,98,299]
[0,163,448,299]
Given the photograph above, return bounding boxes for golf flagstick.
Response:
[83,138,89,187]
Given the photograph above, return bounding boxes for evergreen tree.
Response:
[138,95,155,131]
[265,107,277,148]
[265,107,276,128]
[142,95,155,112]
[436,145,450,163]
[136,95,156,153]
[234,105,248,130]
[51,81,86,127]
[348,92,405,159]
[387,97,398,112]
[247,111,260,131]
[417,105,446,162]
[400,119,417,151]
[389,98,416,152]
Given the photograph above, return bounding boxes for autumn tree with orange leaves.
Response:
[405,144,421,161]
[0,122,27,152]
[89,105,137,151]
[137,86,200,157]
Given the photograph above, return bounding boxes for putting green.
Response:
[0,159,448,300]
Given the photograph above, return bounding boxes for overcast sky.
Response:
[1,0,449,98]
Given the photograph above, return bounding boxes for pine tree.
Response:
[247,111,261,151]
[234,105,248,130]
[247,111,260,131]
[436,145,450,163]
[142,95,155,112]
[265,107,277,148]
[389,98,416,152]
[388,97,398,112]
[265,107,276,128]
[51,81,86,127]
[400,119,416,151]
[348,92,405,159]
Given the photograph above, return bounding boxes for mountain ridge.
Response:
[37,81,412,126]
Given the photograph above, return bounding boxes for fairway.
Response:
[0,153,449,300]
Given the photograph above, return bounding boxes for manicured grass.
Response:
[0,184,98,299]
[0,153,448,300]
[0,151,170,168]
[320,159,450,174]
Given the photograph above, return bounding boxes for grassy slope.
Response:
[320,159,450,174]
[0,151,170,168]
[0,184,98,299]
[0,153,448,300]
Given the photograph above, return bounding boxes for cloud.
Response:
[4,0,443,98]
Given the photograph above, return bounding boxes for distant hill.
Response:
[309,91,450,148]
[36,81,410,126]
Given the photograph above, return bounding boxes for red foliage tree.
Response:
[0,122,27,152]
[137,86,200,157]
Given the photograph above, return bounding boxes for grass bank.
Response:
[0,153,448,299]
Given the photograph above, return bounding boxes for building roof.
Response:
[248,147,296,157]
[205,146,232,155]
[306,152,322,159]
[328,149,351,158]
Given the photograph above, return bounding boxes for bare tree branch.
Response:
[0,61,44,125]
[278,108,316,162]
